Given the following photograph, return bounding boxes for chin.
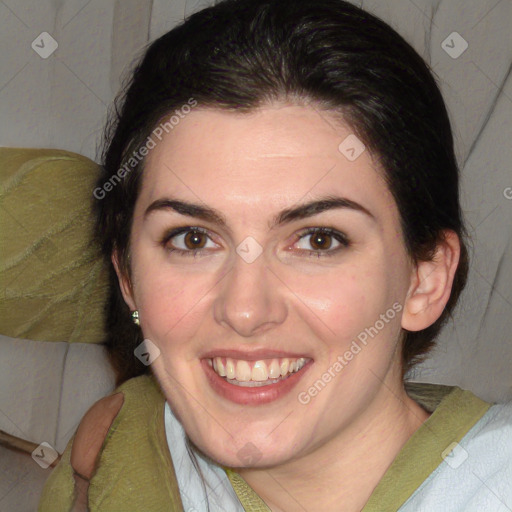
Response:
[192,435,298,470]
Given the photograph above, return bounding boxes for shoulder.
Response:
[403,398,512,512]
[71,374,164,478]
[41,375,177,511]
[467,398,512,464]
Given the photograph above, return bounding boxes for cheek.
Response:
[128,237,405,359]
[129,253,220,347]
[138,285,209,347]
[282,261,391,345]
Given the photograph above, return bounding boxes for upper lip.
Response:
[201,349,312,361]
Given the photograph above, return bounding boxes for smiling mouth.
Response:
[207,356,311,387]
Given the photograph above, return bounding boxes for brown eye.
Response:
[309,232,333,250]
[161,227,218,257]
[294,228,350,257]
[184,230,207,249]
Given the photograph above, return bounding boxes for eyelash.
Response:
[160,226,350,258]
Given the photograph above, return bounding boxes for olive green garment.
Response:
[225,382,491,512]
[39,376,490,512]
[0,147,108,344]
[38,375,185,512]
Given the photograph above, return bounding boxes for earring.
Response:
[131,310,140,326]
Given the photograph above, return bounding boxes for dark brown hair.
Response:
[95,0,468,386]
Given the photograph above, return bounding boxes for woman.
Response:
[39,0,512,510]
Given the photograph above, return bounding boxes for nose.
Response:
[213,251,287,337]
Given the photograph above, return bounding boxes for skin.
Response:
[114,102,460,511]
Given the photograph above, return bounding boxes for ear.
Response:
[402,230,461,331]
[111,250,137,311]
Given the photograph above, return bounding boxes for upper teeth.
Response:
[210,357,308,382]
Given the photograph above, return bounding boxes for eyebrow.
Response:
[144,195,375,229]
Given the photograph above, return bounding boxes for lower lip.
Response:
[202,359,312,405]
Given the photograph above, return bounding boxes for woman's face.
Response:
[120,103,416,468]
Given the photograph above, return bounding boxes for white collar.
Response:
[164,401,245,511]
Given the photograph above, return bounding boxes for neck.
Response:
[238,380,431,512]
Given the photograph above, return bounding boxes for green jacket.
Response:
[39,375,184,511]
[39,375,491,511]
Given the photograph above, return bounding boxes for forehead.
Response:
[139,104,396,221]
